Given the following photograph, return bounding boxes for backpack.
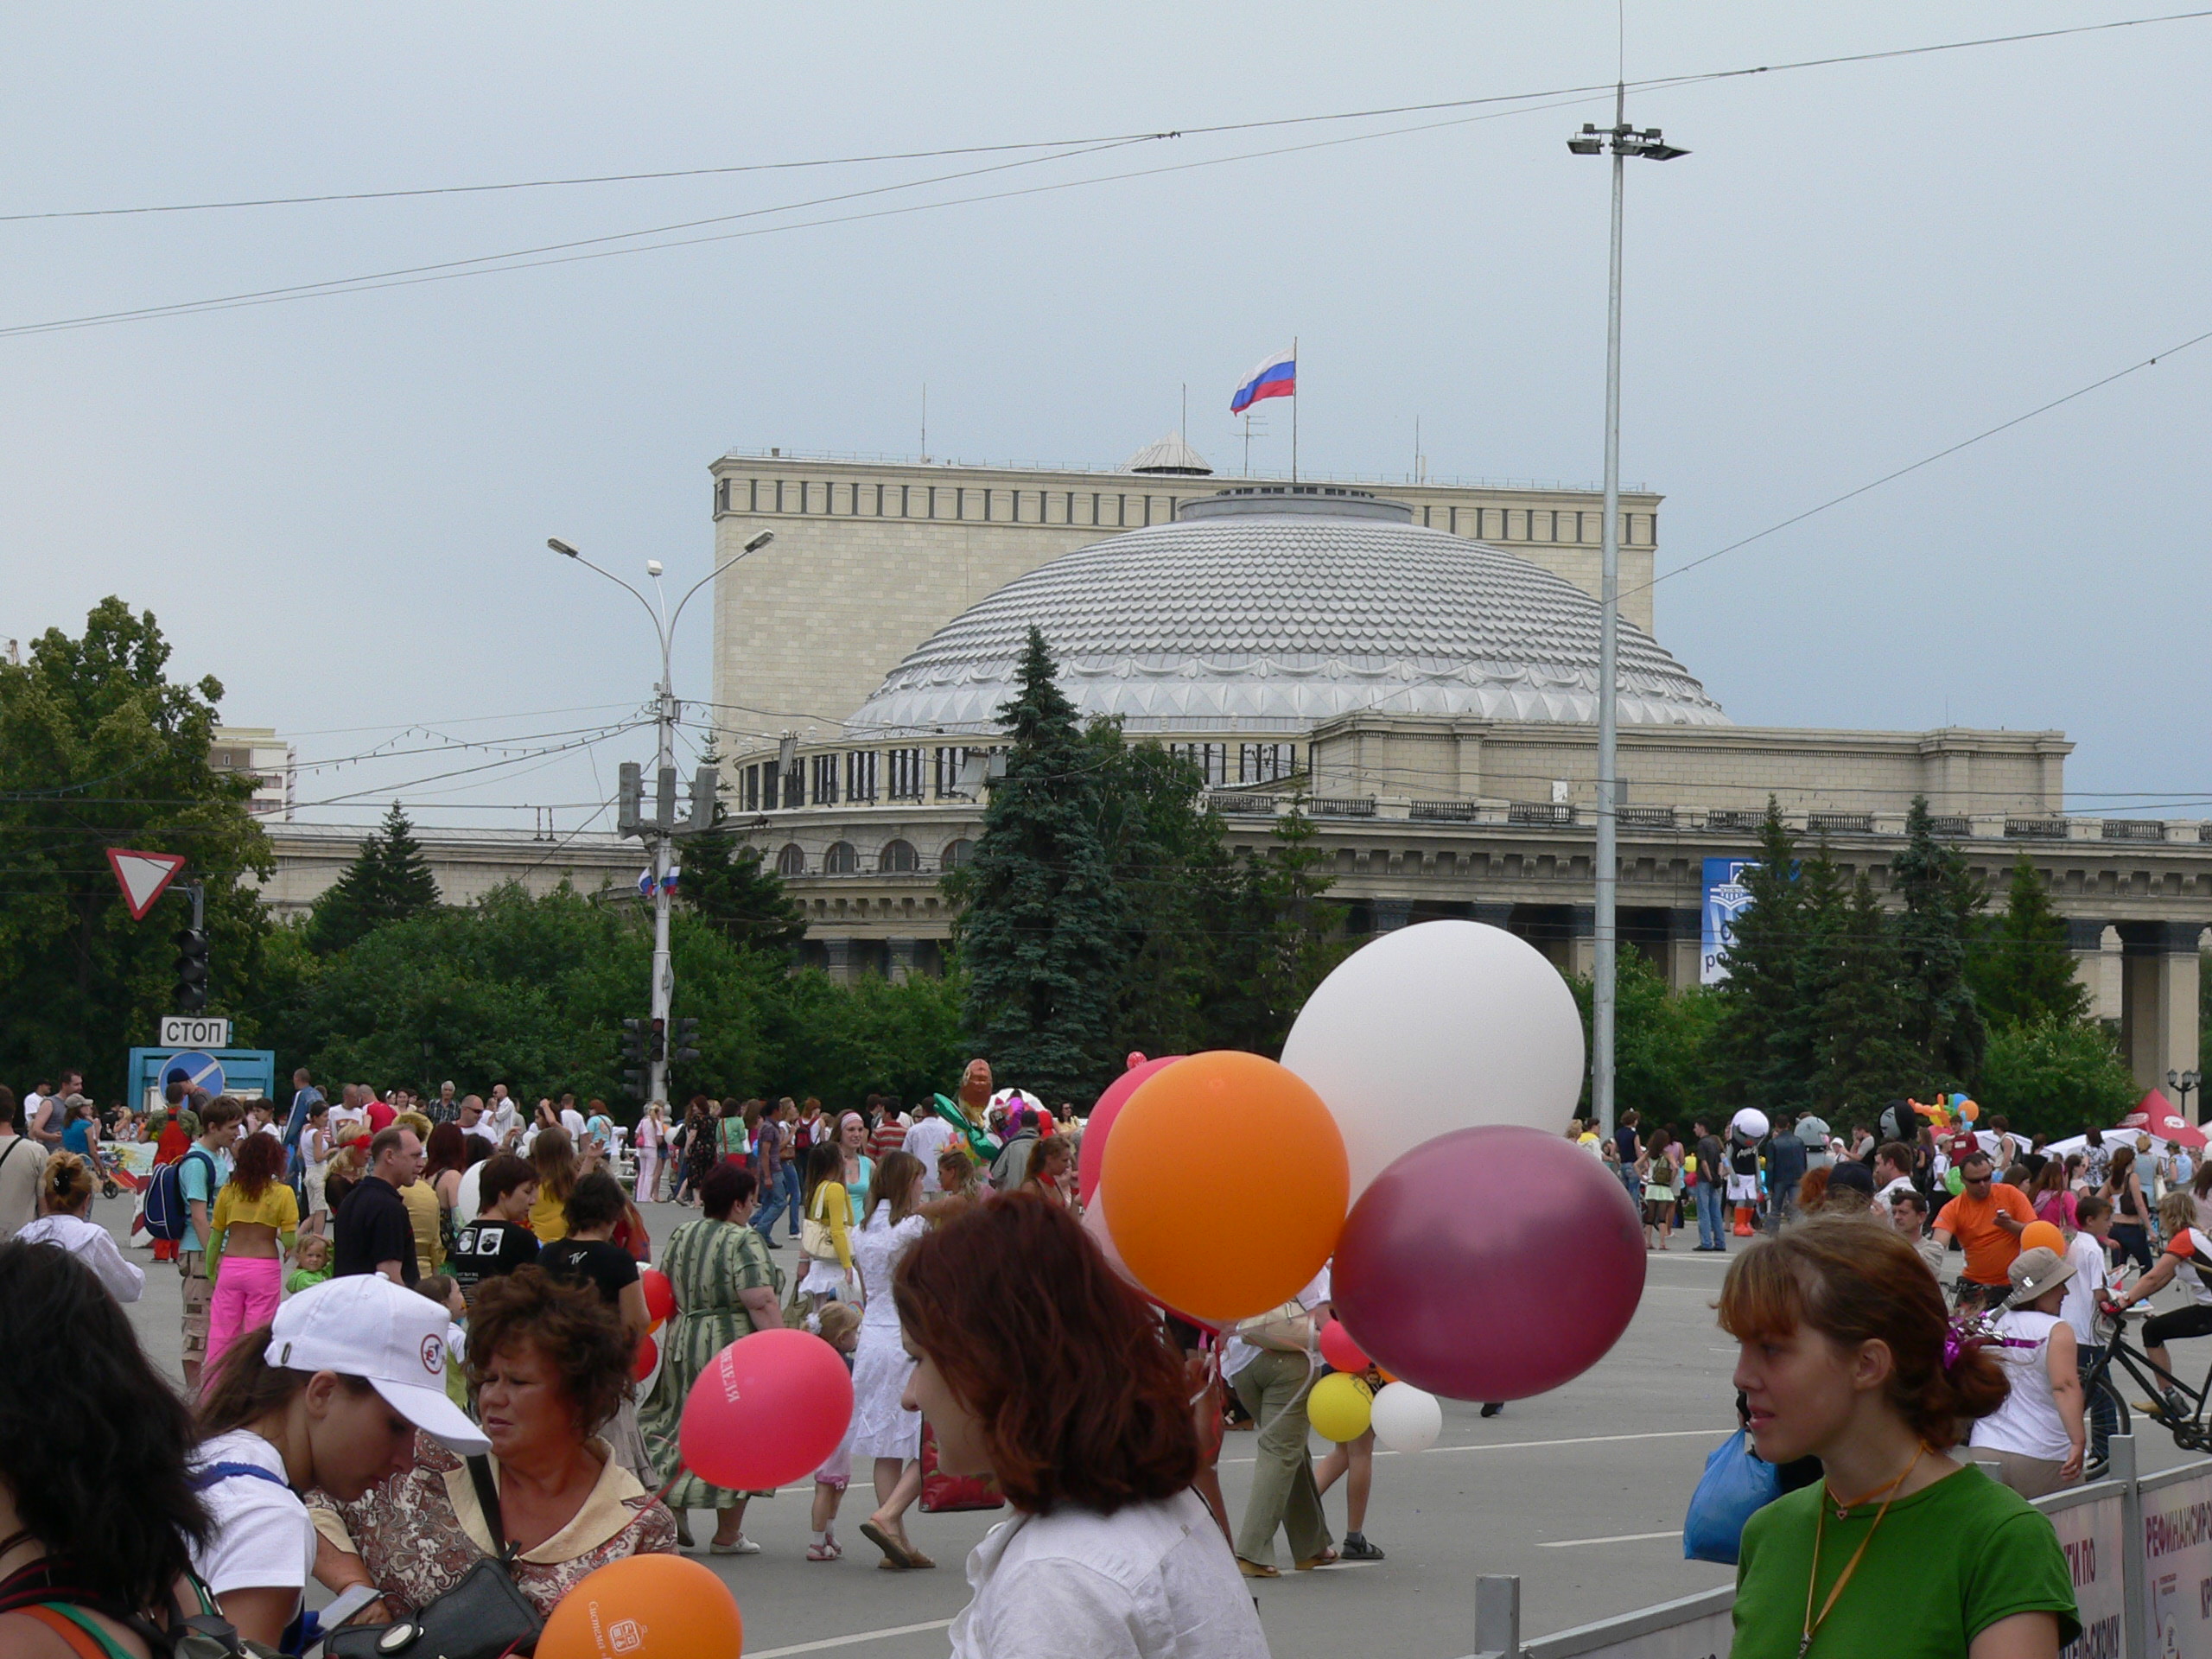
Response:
[143,1148,214,1242]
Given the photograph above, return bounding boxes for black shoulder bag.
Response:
[324,1458,544,1659]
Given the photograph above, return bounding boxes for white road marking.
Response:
[1538,1529,1683,1548]
[1216,1426,1723,1467]
[748,1618,956,1656]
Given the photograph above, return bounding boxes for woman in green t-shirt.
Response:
[1720,1216,2080,1659]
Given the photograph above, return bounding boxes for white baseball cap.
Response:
[264,1274,489,1455]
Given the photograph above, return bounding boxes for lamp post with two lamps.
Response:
[1567,89,1687,1142]
[2173,1068,2203,1128]
[549,530,772,1109]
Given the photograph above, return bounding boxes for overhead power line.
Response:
[7,10,2204,223]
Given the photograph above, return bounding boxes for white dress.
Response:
[849,1210,928,1459]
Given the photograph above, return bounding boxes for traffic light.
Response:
[172,927,209,1012]
[617,1018,646,1099]
[671,1017,700,1070]
[647,1017,665,1064]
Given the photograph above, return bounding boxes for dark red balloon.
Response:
[1332,1125,1645,1402]
[1077,1053,1182,1205]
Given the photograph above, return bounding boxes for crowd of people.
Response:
[25,1051,2212,1656]
[0,1061,1283,1658]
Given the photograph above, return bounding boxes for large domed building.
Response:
[711,454,2203,1094]
[848,488,1726,737]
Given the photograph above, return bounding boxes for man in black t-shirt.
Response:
[333,1127,424,1286]
[449,1152,540,1302]
[537,1171,648,1344]
[1692,1120,1727,1252]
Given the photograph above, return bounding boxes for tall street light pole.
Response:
[550,530,772,1108]
[1569,89,1686,1141]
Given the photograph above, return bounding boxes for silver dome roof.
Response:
[847,490,1727,736]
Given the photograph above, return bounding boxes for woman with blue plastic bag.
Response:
[1720,1217,2079,1658]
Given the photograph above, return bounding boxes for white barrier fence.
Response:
[1462,1435,2207,1659]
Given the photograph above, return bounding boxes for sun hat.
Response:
[264,1274,489,1454]
[2007,1246,2075,1301]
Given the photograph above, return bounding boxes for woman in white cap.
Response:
[191,1271,492,1647]
[1967,1245,2087,1498]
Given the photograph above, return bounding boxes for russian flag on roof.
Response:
[1230,349,1295,414]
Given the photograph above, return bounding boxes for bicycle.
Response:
[2078,1301,2212,1454]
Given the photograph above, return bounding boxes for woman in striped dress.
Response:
[639,1162,785,1553]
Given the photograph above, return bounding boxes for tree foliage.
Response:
[1710,805,1816,1116]
[259,880,965,1116]
[1976,1016,2141,1141]
[1571,948,1721,1128]
[1891,796,1988,1087]
[1970,852,2091,1029]
[305,802,441,954]
[948,628,1126,1103]
[0,599,272,1096]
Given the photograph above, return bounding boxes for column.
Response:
[2124,924,2202,1105]
[887,938,918,983]
[1665,906,1703,993]
[1372,899,1412,932]
[821,938,855,985]
[2065,918,2112,1022]
[1567,905,1596,979]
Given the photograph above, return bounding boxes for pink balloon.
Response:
[1318,1319,1369,1374]
[680,1327,854,1491]
[1333,1125,1644,1402]
[1077,1053,1184,1205]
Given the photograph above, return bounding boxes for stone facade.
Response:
[707,452,1662,745]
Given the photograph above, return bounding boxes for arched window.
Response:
[824,842,859,874]
[879,838,918,874]
[776,843,807,877]
[942,837,976,871]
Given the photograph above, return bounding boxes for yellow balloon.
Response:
[1309,1372,1374,1443]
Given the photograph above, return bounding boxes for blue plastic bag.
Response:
[1682,1428,1783,1564]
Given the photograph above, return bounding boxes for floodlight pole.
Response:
[1571,87,1687,1141]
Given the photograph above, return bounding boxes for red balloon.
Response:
[1077,1053,1183,1205]
[1333,1125,1644,1402]
[632,1332,658,1383]
[1318,1319,1369,1374]
[639,1268,676,1326]
[680,1327,854,1491]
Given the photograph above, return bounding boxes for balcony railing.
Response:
[2005,817,2071,840]
[1310,797,1378,818]
[1508,802,1576,827]
[1409,800,1479,822]
[1807,811,1874,835]
[2101,819,2166,842]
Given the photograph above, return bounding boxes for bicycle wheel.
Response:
[2090,1376,2131,1448]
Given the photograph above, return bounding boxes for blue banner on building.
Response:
[1701,857,1758,984]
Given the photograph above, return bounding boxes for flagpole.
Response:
[1291,337,1300,482]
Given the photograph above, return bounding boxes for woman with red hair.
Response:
[895,1192,1268,1658]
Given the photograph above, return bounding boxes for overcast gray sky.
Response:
[4,3,2206,831]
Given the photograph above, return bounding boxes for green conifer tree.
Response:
[308,802,441,954]
[947,628,1126,1102]
[1811,869,1923,1110]
[1970,852,2090,1029]
[1891,795,1987,1086]
[1711,801,1816,1117]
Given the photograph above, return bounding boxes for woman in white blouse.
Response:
[15,1154,141,1301]
[895,1190,1268,1659]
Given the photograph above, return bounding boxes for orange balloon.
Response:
[538,1554,742,1658]
[1100,1050,1348,1322]
[2020,1221,2066,1255]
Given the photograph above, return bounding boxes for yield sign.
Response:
[106,849,187,920]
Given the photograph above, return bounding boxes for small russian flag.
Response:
[1230,349,1295,414]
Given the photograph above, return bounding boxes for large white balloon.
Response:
[1280,920,1585,1198]
[1370,1382,1444,1453]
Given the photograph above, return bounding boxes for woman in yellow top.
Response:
[205,1129,296,1377]
[529,1124,580,1244]
[796,1141,856,1314]
[396,1111,443,1277]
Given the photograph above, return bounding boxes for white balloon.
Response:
[1280,920,1586,1198]
[1731,1108,1770,1141]
[1370,1382,1444,1454]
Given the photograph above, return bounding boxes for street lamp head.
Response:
[1640,141,1690,162]
[743,531,775,554]
[645,559,664,578]
[1567,133,1605,156]
[548,537,580,558]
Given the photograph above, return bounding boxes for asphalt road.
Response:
[97,1200,2209,1659]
